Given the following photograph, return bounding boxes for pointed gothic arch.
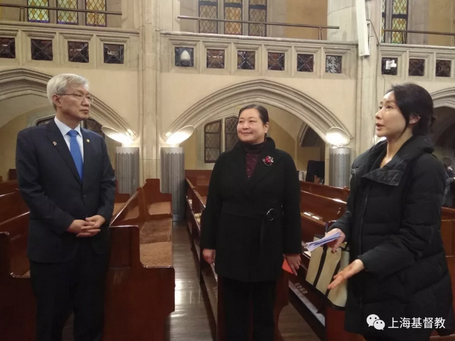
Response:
[165,79,352,143]
[0,68,136,136]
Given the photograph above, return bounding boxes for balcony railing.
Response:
[0,22,138,68]
[178,16,339,40]
[161,31,357,79]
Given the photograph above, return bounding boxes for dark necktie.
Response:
[67,130,83,179]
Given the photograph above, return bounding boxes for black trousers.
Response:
[221,277,276,341]
[30,239,110,341]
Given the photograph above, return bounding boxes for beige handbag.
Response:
[305,236,349,309]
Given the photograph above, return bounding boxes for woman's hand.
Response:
[326,228,346,253]
[203,249,216,265]
[327,259,364,290]
[285,254,301,276]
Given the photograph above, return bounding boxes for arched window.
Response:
[199,0,267,36]
[204,120,222,163]
[381,0,408,44]
[224,116,238,151]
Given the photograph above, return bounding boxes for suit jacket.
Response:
[16,119,116,263]
[200,138,301,282]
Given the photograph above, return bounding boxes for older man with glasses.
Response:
[16,73,115,341]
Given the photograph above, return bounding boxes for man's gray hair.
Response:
[46,73,89,107]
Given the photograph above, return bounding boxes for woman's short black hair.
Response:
[387,83,435,136]
[238,104,269,125]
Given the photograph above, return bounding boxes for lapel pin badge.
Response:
[52,141,57,146]
[86,139,90,143]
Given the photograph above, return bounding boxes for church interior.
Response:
[1,0,455,340]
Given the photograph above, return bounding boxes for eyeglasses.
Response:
[58,93,94,104]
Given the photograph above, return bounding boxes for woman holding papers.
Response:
[326,83,454,341]
[200,104,301,341]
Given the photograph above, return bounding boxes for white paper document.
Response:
[305,231,341,252]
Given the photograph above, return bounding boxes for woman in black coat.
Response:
[327,83,454,341]
[200,104,302,341]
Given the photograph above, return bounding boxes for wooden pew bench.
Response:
[185,169,212,187]
[111,185,173,268]
[103,225,175,341]
[142,179,172,219]
[0,212,36,341]
[0,180,18,195]
[300,190,346,222]
[300,180,349,201]
[0,190,29,224]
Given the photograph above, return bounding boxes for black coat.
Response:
[332,136,454,339]
[200,138,301,282]
[16,119,116,263]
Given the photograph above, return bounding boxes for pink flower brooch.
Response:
[262,156,274,166]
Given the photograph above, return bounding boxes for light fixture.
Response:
[180,50,191,62]
[385,59,397,70]
[164,125,195,146]
[325,127,351,147]
[101,126,136,145]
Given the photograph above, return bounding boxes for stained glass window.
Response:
[436,60,451,78]
[104,44,124,64]
[207,49,225,69]
[297,54,314,72]
[84,119,104,137]
[391,0,407,43]
[0,38,16,59]
[205,120,222,163]
[31,39,53,61]
[57,0,78,24]
[225,0,242,35]
[86,0,106,26]
[68,41,89,63]
[237,50,255,69]
[199,0,218,33]
[409,59,425,77]
[326,55,342,74]
[249,0,266,37]
[225,117,238,151]
[381,0,386,43]
[27,0,50,23]
[268,52,284,71]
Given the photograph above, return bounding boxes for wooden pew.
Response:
[185,169,212,187]
[300,190,346,222]
[103,225,175,341]
[109,180,174,340]
[0,180,17,195]
[142,179,172,219]
[300,180,349,201]
[0,212,36,341]
[0,214,175,341]
[0,190,29,224]
[8,169,17,181]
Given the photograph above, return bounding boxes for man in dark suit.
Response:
[16,73,116,341]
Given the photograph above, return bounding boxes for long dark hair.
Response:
[238,104,269,124]
[386,83,434,136]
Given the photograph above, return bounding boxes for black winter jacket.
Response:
[200,138,301,282]
[332,135,454,340]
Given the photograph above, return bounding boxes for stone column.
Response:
[327,0,357,42]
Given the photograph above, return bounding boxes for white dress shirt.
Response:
[54,116,84,160]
